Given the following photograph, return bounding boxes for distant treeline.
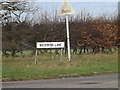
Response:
[2,12,118,57]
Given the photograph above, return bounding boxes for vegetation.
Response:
[1,2,119,82]
[2,52,118,81]
[1,2,118,57]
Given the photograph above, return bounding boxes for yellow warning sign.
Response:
[58,0,75,16]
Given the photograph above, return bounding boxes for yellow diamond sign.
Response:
[58,0,75,16]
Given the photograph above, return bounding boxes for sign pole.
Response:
[34,49,37,64]
[58,0,75,61]
[66,15,71,61]
[60,48,63,61]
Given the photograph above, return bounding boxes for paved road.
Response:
[2,74,118,88]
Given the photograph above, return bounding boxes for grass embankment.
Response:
[2,53,118,82]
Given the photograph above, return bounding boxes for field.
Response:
[2,52,118,82]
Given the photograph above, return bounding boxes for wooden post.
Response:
[34,49,37,64]
[60,49,63,61]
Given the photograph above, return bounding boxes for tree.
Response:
[1,1,33,56]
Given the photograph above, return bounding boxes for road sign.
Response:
[58,0,75,16]
[36,42,64,48]
[58,0,75,61]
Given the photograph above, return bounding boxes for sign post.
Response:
[66,15,71,61]
[60,48,63,61]
[58,0,75,61]
[36,42,65,61]
[34,49,37,64]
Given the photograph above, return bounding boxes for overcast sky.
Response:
[1,0,119,2]
[33,2,118,17]
[34,0,119,2]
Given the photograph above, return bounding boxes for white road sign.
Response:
[58,0,75,16]
[36,42,65,48]
[58,0,75,61]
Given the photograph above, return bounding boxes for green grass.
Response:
[2,53,118,82]
[3,48,118,57]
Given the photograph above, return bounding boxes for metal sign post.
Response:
[66,15,71,61]
[58,0,75,61]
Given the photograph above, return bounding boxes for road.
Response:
[2,74,118,88]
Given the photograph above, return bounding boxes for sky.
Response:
[1,0,119,2]
[32,0,119,2]
[1,0,118,22]
[33,2,118,18]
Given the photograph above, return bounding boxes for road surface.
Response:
[2,74,118,88]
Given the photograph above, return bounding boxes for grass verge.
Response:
[2,53,118,82]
